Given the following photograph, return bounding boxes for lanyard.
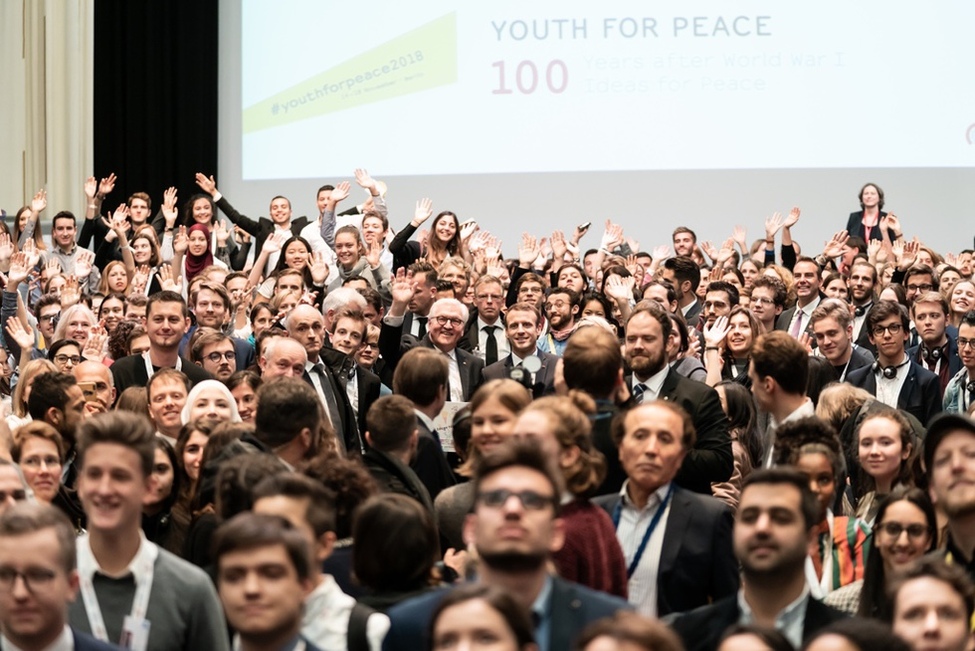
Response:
[77,533,159,642]
[142,350,181,380]
[613,484,674,579]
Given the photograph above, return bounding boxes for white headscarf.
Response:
[180,380,241,425]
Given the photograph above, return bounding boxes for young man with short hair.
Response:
[809,298,874,382]
[776,257,823,341]
[0,502,118,651]
[361,395,432,512]
[213,512,322,651]
[944,310,975,414]
[146,369,190,446]
[481,302,558,398]
[890,556,974,651]
[749,332,814,466]
[251,474,390,650]
[69,411,228,650]
[908,290,962,396]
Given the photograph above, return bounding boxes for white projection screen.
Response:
[218,0,975,256]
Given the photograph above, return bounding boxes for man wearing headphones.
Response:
[908,291,962,399]
[847,299,941,425]
[944,310,975,414]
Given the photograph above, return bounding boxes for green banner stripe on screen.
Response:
[243,13,457,133]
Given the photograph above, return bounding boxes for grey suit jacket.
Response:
[481,352,559,398]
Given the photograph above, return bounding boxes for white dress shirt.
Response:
[615,481,673,617]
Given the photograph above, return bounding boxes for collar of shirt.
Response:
[633,364,669,399]
[737,585,810,649]
[769,398,816,431]
[681,299,698,317]
[79,530,154,582]
[55,244,77,256]
[414,409,437,433]
[619,480,671,513]
[511,350,541,366]
[799,296,821,318]
[1,625,73,651]
[477,317,500,331]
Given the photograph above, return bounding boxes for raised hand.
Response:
[309,251,329,284]
[173,226,188,255]
[234,225,251,244]
[262,231,286,255]
[30,189,47,214]
[652,245,672,263]
[468,230,491,253]
[0,234,13,264]
[157,264,182,292]
[365,239,382,269]
[897,238,920,270]
[518,233,540,268]
[162,187,179,228]
[22,240,40,270]
[624,254,641,278]
[6,253,30,288]
[571,222,589,246]
[700,241,718,261]
[550,230,568,261]
[867,239,882,263]
[98,173,117,197]
[82,325,108,361]
[194,172,218,196]
[60,276,81,308]
[600,220,624,251]
[703,315,731,349]
[764,212,784,240]
[74,250,95,279]
[84,177,97,200]
[299,289,319,306]
[111,204,130,233]
[945,251,959,268]
[883,213,903,237]
[717,238,735,264]
[130,265,150,294]
[605,275,635,303]
[459,220,479,242]
[822,230,850,259]
[784,206,801,229]
[330,181,351,204]
[732,225,747,251]
[390,267,414,307]
[214,220,231,248]
[413,198,434,225]
[354,168,378,194]
[683,334,702,360]
[797,332,814,355]
[5,317,34,351]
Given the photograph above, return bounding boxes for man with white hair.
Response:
[380,270,484,400]
[322,287,368,341]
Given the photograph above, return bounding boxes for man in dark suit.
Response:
[810,298,875,382]
[383,439,629,651]
[661,256,702,328]
[849,260,878,353]
[775,257,825,347]
[621,302,733,494]
[381,269,483,401]
[286,304,362,455]
[908,291,963,398]
[594,399,738,617]
[847,299,941,425]
[464,275,508,364]
[326,308,382,441]
[0,502,120,651]
[481,302,558,398]
[361,395,434,513]
[670,468,847,651]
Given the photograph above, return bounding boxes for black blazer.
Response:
[301,360,362,455]
[846,359,942,426]
[410,417,456,501]
[382,577,630,651]
[670,593,848,651]
[775,297,824,349]
[683,300,703,330]
[845,345,876,378]
[594,486,738,617]
[908,325,963,396]
[845,210,891,242]
[482,352,559,398]
[215,196,310,256]
[363,448,434,514]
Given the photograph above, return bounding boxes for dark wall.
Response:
[93,0,218,211]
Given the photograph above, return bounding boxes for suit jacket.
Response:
[845,345,875,378]
[382,577,630,651]
[775,297,824,349]
[670,593,848,651]
[215,196,310,255]
[482,352,559,399]
[594,486,738,617]
[379,316,484,401]
[410,417,456,501]
[659,369,734,493]
[302,357,362,455]
[28,628,124,651]
[363,448,434,513]
[845,210,891,242]
[846,359,942,426]
[683,300,703,330]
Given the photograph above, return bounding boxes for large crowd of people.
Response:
[0,174,972,651]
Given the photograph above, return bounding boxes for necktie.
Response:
[790,311,804,338]
[632,383,647,403]
[416,316,428,339]
[483,325,499,365]
[312,363,352,452]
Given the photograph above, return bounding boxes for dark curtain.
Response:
[93,0,218,212]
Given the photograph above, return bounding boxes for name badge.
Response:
[120,616,151,651]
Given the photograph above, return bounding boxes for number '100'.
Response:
[492,60,568,94]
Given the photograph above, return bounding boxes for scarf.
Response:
[184,223,213,283]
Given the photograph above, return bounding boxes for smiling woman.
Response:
[10,423,65,505]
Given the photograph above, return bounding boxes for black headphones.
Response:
[967,380,975,394]
[873,361,898,379]
[921,345,944,362]
[855,305,866,317]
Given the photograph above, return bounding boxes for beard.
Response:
[478,550,547,573]
[627,350,666,380]
[739,537,808,582]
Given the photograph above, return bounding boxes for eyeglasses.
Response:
[907,284,933,293]
[54,355,81,366]
[433,315,464,327]
[0,490,27,503]
[877,521,931,540]
[958,338,975,350]
[205,351,237,363]
[20,456,61,469]
[751,297,775,306]
[476,489,555,511]
[361,342,379,350]
[0,567,57,593]
[872,323,903,337]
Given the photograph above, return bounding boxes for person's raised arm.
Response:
[702,316,730,388]
[246,231,286,289]
[779,206,800,270]
[763,212,783,266]
[108,205,136,276]
[390,198,433,255]
[195,172,260,237]
[171,225,188,278]
[320,181,350,248]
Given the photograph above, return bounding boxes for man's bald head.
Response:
[72,360,115,407]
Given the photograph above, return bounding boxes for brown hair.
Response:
[252,472,337,537]
[473,439,565,516]
[365,395,418,453]
[11,421,66,463]
[751,331,808,395]
[213,512,311,581]
[0,502,76,573]
[562,325,621,399]
[352,494,438,591]
[77,411,156,477]
[392,347,448,406]
[575,611,684,651]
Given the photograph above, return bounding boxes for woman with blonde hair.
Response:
[6,359,58,431]
[513,392,628,598]
[434,379,531,551]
